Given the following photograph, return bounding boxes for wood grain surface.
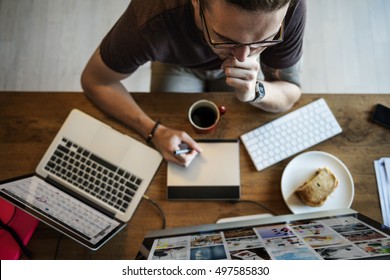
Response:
[0,91,389,259]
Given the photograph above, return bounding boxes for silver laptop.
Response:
[0,109,163,249]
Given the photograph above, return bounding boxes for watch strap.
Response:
[248,80,265,103]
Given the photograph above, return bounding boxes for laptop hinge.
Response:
[45,176,116,219]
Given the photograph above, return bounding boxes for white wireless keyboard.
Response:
[240,98,342,171]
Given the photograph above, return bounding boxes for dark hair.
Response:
[203,0,295,12]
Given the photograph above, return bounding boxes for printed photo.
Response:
[270,247,320,260]
[154,236,189,249]
[303,234,348,248]
[330,222,370,234]
[149,236,190,260]
[289,220,317,227]
[230,248,271,260]
[190,233,223,247]
[355,238,390,256]
[226,235,263,251]
[264,236,306,249]
[223,227,257,239]
[315,244,367,260]
[321,216,360,227]
[292,223,333,236]
[151,246,188,260]
[340,229,386,242]
[255,224,294,239]
[190,245,227,260]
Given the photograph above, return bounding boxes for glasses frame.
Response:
[199,0,284,50]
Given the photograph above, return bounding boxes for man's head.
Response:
[192,0,290,61]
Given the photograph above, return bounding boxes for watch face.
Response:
[253,81,265,103]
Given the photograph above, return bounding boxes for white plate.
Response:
[281,151,354,214]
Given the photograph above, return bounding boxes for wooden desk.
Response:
[0,92,389,259]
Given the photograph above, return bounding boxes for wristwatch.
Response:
[248,80,265,103]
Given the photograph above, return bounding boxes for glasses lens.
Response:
[213,41,278,49]
[251,41,278,48]
[214,43,237,49]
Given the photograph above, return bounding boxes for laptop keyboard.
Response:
[240,98,342,171]
[44,137,143,213]
[2,177,120,240]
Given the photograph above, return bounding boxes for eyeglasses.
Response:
[199,0,284,50]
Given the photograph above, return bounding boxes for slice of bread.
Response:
[295,167,339,207]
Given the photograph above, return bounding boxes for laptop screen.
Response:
[0,175,126,250]
[138,209,390,260]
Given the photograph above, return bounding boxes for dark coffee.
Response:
[191,106,217,128]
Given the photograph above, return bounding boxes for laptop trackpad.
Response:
[90,126,131,163]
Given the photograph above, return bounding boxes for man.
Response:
[81,0,306,167]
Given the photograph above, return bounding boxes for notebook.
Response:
[167,139,240,200]
[0,109,163,250]
[138,208,390,260]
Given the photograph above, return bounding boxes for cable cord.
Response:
[53,233,64,260]
[229,200,279,216]
[53,233,91,260]
[143,195,167,229]
[140,197,276,230]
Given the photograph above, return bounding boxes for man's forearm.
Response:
[250,80,301,113]
[253,60,302,112]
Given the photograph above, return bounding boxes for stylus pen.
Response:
[173,148,193,155]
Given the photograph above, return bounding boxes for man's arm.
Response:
[222,56,302,113]
[81,48,153,139]
[81,48,201,166]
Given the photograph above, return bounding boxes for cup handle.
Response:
[219,106,226,115]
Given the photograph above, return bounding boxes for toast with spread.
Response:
[295,167,338,207]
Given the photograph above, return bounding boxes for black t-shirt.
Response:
[100,0,306,74]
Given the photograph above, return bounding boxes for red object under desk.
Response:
[0,197,39,260]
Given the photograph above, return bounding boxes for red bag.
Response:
[0,197,39,260]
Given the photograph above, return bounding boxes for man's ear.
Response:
[191,0,199,11]
[191,0,203,30]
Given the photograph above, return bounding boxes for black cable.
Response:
[53,233,64,260]
[0,217,33,259]
[86,246,91,260]
[143,195,167,229]
[141,197,276,229]
[53,233,91,259]
[229,199,279,216]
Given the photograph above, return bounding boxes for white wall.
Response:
[0,0,389,93]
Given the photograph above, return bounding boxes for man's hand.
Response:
[221,53,302,113]
[152,125,203,167]
[221,54,260,102]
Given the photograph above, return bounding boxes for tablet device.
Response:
[167,140,240,200]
